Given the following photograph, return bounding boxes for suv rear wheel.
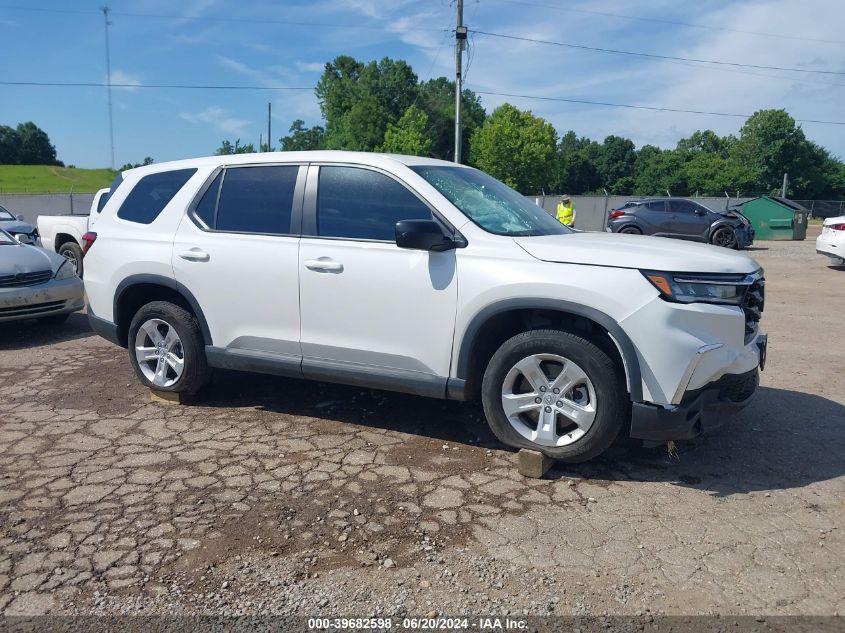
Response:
[481,329,627,462]
[128,301,210,395]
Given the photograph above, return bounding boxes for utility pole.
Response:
[782,172,788,198]
[454,0,466,163]
[101,6,115,169]
[267,102,272,152]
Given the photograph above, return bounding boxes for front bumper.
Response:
[630,367,759,441]
[0,276,85,323]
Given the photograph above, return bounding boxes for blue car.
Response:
[607,197,754,249]
[0,205,39,245]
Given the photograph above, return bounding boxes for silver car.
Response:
[0,228,84,325]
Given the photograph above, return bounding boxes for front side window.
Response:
[317,166,432,241]
[411,166,569,237]
[0,228,15,245]
[215,166,298,234]
[0,207,14,221]
[116,168,196,224]
[671,200,698,214]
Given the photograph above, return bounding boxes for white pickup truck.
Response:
[38,187,110,278]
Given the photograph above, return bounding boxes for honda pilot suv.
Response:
[85,152,766,462]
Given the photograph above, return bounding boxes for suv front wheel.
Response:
[128,301,210,395]
[481,329,627,462]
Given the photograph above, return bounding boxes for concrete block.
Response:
[150,389,192,405]
[517,449,553,479]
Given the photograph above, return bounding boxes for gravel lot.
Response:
[0,230,843,618]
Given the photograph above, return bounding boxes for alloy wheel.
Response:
[134,318,185,388]
[501,353,597,447]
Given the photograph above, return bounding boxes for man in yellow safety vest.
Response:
[556,195,574,227]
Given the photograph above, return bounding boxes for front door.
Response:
[669,200,711,240]
[172,164,303,361]
[298,164,458,393]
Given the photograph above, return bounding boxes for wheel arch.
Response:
[454,299,643,402]
[113,274,212,348]
[55,233,81,251]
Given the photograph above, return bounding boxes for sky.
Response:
[1,0,844,169]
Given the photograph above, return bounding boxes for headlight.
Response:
[641,270,758,306]
[54,261,78,280]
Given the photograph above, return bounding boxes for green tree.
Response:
[0,125,20,164]
[15,122,60,165]
[676,129,731,158]
[469,103,558,193]
[729,109,814,195]
[215,139,255,155]
[280,119,325,151]
[417,77,486,161]
[379,105,434,156]
[119,156,154,170]
[634,145,688,195]
[596,135,636,193]
[555,131,601,193]
[316,56,418,151]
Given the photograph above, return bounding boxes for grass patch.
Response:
[0,165,117,193]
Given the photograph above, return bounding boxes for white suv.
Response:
[85,151,766,462]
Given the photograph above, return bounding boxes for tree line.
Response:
[0,122,61,166]
[216,54,845,199]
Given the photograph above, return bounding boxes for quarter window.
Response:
[317,166,432,241]
[116,168,196,224]
[215,166,298,234]
[194,172,222,228]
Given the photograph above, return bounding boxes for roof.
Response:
[739,196,811,213]
[121,150,464,178]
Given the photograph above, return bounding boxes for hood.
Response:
[0,243,63,275]
[0,219,36,234]
[514,232,760,274]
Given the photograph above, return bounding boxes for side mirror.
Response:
[15,233,34,245]
[395,219,456,252]
[15,214,24,221]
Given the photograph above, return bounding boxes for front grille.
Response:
[0,270,52,288]
[0,300,66,318]
[742,273,765,343]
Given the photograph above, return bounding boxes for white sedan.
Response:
[816,216,845,266]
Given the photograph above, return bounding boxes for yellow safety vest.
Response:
[556,201,574,226]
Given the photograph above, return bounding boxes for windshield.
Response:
[0,207,14,221]
[411,166,570,237]
[0,228,16,245]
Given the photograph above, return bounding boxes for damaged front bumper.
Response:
[629,367,760,442]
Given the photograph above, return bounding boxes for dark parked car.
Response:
[0,205,39,245]
[606,198,754,249]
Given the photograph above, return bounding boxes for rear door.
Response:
[636,200,668,234]
[668,200,711,240]
[172,164,304,362]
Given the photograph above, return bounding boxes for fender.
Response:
[455,298,643,402]
[113,273,213,346]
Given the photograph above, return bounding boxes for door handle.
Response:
[178,248,210,262]
[304,258,343,273]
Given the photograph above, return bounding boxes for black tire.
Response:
[127,301,210,395]
[481,329,628,462]
[711,226,738,249]
[619,225,642,235]
[58,242,84,278]
[38,313,70,326]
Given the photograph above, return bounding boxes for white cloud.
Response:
[108,70,141,92]
[296,61,327,73]
[180,106,251,136]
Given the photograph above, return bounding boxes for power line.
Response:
[484,0,845,45]
[473,30,845,76]
[0,81,313,90]
[473,90,845,125]
[0,4,448,33]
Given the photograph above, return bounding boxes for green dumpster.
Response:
[735,196,811,241]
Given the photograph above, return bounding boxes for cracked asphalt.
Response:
[0,232,842,617]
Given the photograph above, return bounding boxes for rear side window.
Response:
[193,172,223,228]
[646,201,667,211]
[317,166,431,241]
[215,166,298,234]
[116,168,196,224]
